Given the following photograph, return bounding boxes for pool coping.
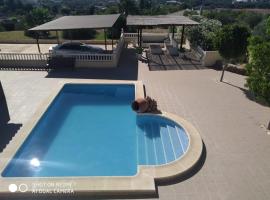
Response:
[0,80,202,196]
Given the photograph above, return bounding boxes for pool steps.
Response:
[137,122,189,166]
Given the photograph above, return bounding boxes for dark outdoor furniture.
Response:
[165,43,179,56]
[149,45,163,55]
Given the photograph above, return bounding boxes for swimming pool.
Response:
[0,81,202,195]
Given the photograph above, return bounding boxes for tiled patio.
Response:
[0,47,270,200]
[146,51,205,71]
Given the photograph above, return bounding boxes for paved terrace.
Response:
[0,48,270,200]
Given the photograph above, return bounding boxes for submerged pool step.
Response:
[136,116,189,166]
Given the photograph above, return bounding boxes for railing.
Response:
[58,53,114,61]
[0,53,49,70]
[123,33,138,38]
[0,40,125,69]
[0,53,49,61]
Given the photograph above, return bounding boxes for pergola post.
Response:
[137,27,140,47]
[104,29,107,51]
[56,31,60,44]
[180,25,185,50]
[36,32,41,53]
[139,28,142,48]
[111,28,114,50]
[172,25,175,39]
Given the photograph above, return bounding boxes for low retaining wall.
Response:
[195,46,222,67]
[203,50,222,67]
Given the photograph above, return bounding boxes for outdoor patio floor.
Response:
[0,47,270,200]
[146,51,205,71]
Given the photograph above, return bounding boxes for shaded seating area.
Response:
[126,15,199,49]
[126,15,204,70]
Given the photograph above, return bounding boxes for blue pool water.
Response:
[2,84,189,177]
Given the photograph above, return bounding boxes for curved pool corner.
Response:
[137,111,203,181]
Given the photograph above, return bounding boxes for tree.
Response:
[238,12,263,29]
[60,7,71,15]
[215,24,250,81]
[253,18,270,40]
[186,16,222,51]
[26,8,51,27]
[216,25,250,60]
[246,17,270,104]
[118,0,139,16]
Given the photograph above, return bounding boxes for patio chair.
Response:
[165,43,179,56]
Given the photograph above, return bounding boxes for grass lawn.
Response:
[0,31,33,40]
[95,31,105,40]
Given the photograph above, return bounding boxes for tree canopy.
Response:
[186,16,222,51]
[246,17,270,104]
[25,8,52,27]
[215,24,250,60]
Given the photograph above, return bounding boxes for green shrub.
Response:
[0,24,5,32]
[246,36,270,104]
[186,16,222,51]
[215,24,250,60]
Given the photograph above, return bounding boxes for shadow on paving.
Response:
[46,48,138,80]
[147,51,206,71]
[0,81,22,153]
[0,123,22,153]
[222,81,270,107]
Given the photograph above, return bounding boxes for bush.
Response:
[24,30,50,39]
[62,29,96,40]
[1,20,15,31]
[246,36,270,104]
[0,24,5,32]
[186,16,222,51]
[24,30,37,38]
[215,24,250,60]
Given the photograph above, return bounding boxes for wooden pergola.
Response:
[126,15,199,50]
[29,14,121,53]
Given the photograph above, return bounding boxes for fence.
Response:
[0,53,49,70]
[0,35,125,69]
[124,32,171,47]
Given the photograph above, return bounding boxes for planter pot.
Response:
[132,98,149,113]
